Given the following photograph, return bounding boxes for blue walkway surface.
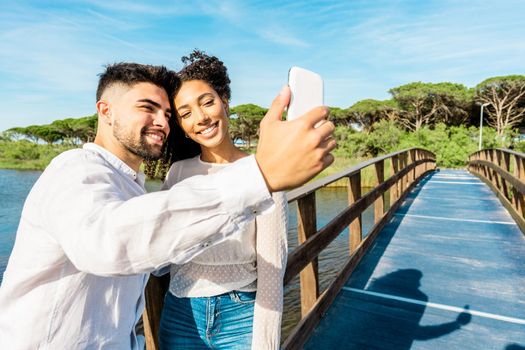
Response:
[305,169,525,350]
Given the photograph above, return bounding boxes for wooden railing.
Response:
[468,148,525,232]
[281,148,436,349]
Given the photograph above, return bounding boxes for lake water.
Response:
[0,169,378,339]
[0,169,42,284]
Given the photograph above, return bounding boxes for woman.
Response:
[158,50,288,350]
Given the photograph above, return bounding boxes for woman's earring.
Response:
[185,134,190,138]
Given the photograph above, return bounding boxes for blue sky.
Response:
[1,0,524,131]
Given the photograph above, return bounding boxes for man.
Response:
[0,63,335,349]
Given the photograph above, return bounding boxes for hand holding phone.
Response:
[287,66,324,121]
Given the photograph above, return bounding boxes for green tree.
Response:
[49,114,97,144]
[475,75,525,137]
[332,125,368,158]
[4,128,23,141]
[229,104,267,149]
[348,99,401,132]
[348,100,381,132]
[71,115,98,143]
[389,82,472,131]
[433,85,473,126]
[329,107,352,127]
[30,125,65,144]
[6,127,33,141]
[366,120,402,155]
[2,140,40,160]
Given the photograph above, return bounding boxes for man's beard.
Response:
[113,121,165,161]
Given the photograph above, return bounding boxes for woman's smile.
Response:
[196,121,219,138]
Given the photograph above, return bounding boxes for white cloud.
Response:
[257,28,309,48]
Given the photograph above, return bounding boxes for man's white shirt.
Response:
[0,143,273,349]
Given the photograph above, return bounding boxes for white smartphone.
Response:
[287,66,324,121]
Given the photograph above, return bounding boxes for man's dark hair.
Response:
[96,62,179,102]
[178,50,231,101]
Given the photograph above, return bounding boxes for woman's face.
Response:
[174,80,230,150]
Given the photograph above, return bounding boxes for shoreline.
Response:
[0,164,466,187]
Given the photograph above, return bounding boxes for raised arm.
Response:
[43,154,272,276]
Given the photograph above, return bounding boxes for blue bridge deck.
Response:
[305,169,525,349]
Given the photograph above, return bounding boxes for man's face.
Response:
[110,82,171,161]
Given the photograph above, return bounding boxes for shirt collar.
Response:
[83,143,146,186]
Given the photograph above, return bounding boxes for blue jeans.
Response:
[159,290,255,349]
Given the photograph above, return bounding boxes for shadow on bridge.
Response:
[306,268,471,349]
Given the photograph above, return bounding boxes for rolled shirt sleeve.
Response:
[41,151,273,276]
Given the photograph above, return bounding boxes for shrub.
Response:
[2,140,40,160]
[333,122,512,168]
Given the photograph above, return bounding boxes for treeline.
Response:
[331,75,525,135]
[226,75,525,148]
[1,75,524,170]
[4,115,98,145]
[0,115,99,170]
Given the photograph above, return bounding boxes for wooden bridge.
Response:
[143,148,525,350]
[282,148,525,350]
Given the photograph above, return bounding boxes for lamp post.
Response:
[479,102,490,151]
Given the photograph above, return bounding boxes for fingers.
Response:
[319,134,337,153]
[315,119,335,140]
[262,86,291,123]
[318,134,336,171]
[321,153,335,169]
[299,106,330,127]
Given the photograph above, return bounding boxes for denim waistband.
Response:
[174,290,255,301]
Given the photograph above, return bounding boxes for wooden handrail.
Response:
[282,148,436,349]
[468,148,525,233]
[286,148,415,202]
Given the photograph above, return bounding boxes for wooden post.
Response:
[491,150,500,189]
[494,149,505,195]
[409,149,416,185]
[514,155,525,217]
[474,151,478,175]
[413,150,419,179]
[500,151,511,201]
[481,151,487,178]
[390,155,399,206]
[399,152,408,196]
[374,160,385,224]
[349,173,362,252]
[143,274,170,350]
[297,193,319,317]
[418,150,423,178]
[486,150,492,181]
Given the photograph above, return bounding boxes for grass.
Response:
[0,142,76,171]
[0,160,51,170]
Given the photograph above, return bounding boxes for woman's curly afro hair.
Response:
[177,50,231,102]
